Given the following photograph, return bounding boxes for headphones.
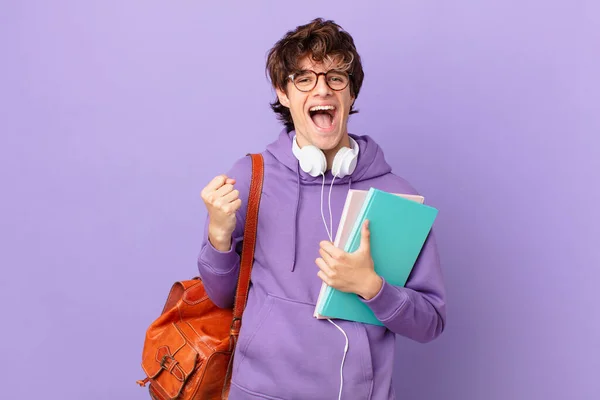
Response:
[292,135,360,178]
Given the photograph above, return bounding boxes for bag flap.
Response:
[141,325,198,399]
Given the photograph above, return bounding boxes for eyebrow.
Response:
[296,68,347,74]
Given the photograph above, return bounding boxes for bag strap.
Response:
[230,153,264,336]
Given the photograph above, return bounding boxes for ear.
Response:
[276,87,291,108]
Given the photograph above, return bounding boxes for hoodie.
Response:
[198,129,446,400]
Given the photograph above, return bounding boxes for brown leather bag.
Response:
[136,153,264,400]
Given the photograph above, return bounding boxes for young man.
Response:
[199,18,446,400]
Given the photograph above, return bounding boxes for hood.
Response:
[265,128,393,271]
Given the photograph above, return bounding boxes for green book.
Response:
[314,188,438,325]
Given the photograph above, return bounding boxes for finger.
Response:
[232,198,242,211]
[320,240,344,260]
[214,183,235,198]
[358,219,371,253]
[220,198,242,215]
[319,247,336,266]
[225,178,236,185]
[315,257,335,277]
[220,188,240,205]
[204,175,228,192]
[317,270,332,286]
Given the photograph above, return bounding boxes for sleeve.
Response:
[197,155,253,309]
[361,230,447,343]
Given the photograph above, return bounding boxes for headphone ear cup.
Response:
[332,146,358,178]
[301,145,327,177]
[292,135,327,177]
[332,147,351,178]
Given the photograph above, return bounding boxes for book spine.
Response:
[344,190,377,253]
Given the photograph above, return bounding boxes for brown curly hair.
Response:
[266,18,365,131]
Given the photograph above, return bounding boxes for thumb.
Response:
[359,219,371,253]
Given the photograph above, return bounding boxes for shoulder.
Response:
[386,172,421,195]
[225,152,270,199]
[226,154,253,181]
[358,171,422,196]
[222,155,253,207]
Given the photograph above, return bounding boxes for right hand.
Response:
[201,175,242,251]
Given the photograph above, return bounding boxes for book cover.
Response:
[314,188,437,325]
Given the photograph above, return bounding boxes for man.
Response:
[199,18,446,400]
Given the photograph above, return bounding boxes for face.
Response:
[276,56,355,155]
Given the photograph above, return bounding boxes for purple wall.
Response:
[2,1,599,399]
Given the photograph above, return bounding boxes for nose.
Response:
[313,74,332,96]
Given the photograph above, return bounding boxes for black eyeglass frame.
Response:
[287,70,353,92]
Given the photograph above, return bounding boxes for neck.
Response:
[323,135,351,170]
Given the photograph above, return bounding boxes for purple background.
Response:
[2,1,599,399]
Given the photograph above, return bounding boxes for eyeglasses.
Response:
[288,70,351,92]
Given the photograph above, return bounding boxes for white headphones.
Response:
[292,135,359,178]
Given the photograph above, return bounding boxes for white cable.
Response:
[320,173,332,241]
[329,175,336,242]
[328,318,349,400]
[321,170,348,399]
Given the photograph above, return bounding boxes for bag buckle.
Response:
[159,354,177,371]
[230,317,241,335]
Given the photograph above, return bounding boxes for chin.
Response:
[309,131,343,150]
[307,123,346,150]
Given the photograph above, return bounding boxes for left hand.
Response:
[316,220,383,300]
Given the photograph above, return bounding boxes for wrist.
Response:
[360,273,383,300]
[208,226,232,251]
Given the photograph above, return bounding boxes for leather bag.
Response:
[136,153,264,399]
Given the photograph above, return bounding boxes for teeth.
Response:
[309,105,336,112]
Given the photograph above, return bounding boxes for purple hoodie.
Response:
[198,129,446,400]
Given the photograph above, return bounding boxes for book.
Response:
[313,189,425,315]
[313,188,438,325]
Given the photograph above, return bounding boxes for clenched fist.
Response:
[201,175,242,251]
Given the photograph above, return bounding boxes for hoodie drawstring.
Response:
[290,164,301,272]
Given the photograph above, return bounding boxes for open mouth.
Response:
[309,105,336,130]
